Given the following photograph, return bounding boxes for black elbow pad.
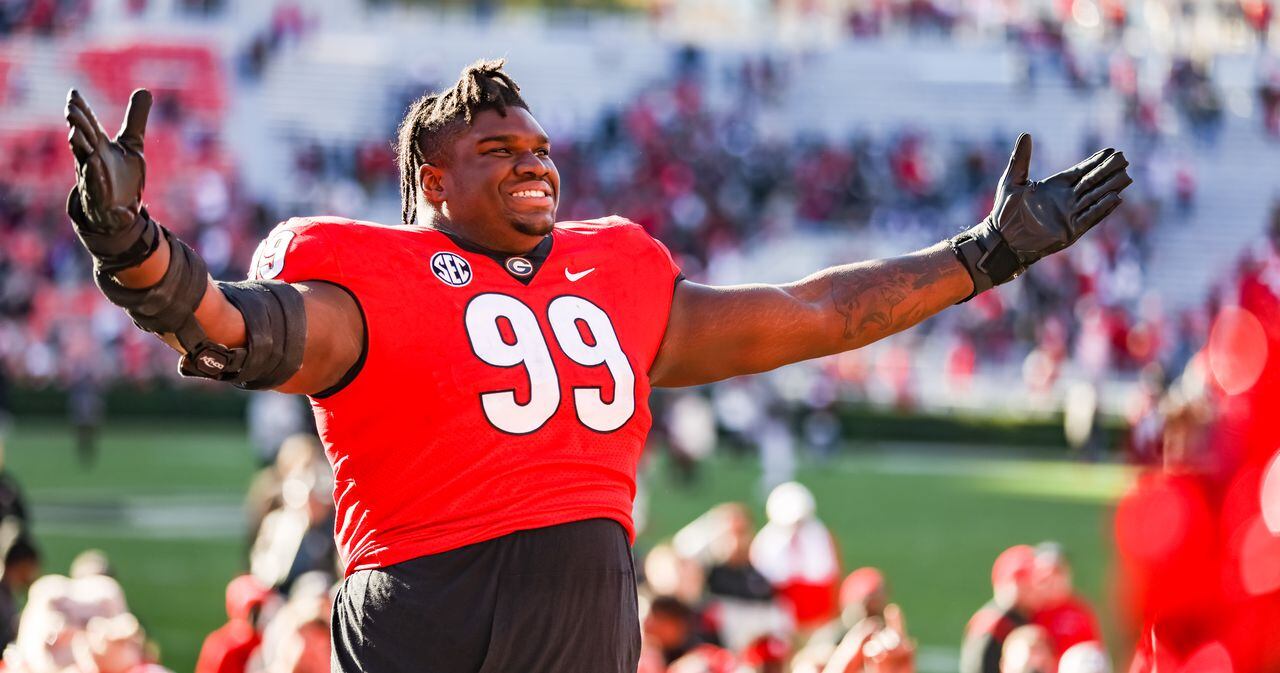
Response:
[178,280,307,390]
[94,226,307,390]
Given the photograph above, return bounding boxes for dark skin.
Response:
[111,105,971,393]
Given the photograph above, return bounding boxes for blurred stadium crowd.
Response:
[1,0,1279,672]
[0,0,1277,414]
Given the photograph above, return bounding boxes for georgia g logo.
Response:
[431,252,472,287]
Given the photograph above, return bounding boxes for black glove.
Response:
[951,133,1133,301]
[64,88,161,273]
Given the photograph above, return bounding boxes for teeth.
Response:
[512,190,547,198]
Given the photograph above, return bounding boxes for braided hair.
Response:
[395,58,529,225]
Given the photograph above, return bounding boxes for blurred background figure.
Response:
[5,572,150,673]
[961,545,1044,673]
[0,519,39,650]
[750,482,840,632]
[1058,641,1112,673]
[194,575,273,673]
[246,392,310,467]
[69,550,113,580]
[999,625,1057,673]
[249,466,336,593]
[681,503,781,652]
[809,566,893,654]
[643,595,702,669]
[1030,542,1101,664]
[244,433,327,550]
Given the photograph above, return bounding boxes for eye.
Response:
[487,148,512,156]
[535,148,551,158]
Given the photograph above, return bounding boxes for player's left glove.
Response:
[950,133,1132,301]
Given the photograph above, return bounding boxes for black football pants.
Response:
[331,518,640,673]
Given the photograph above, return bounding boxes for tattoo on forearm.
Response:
[829,257,949,342]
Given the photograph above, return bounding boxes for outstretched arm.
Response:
[650,243,969,387]
[65,88,361,395]
[650,133,1132,388]
[112,235,361,395]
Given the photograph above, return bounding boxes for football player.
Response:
[63,59,1131,672]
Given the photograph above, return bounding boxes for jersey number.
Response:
[464,294,635,434]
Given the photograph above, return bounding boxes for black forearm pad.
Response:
[949,222,1024,303]
[69,188,161,274]
[207,280,307,390]
[95,229,209,334]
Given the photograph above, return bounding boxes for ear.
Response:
[419,163,446,205]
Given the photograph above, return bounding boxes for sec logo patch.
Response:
[431,252,472,287]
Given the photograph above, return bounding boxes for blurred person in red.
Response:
[255,574,332,673]
[999,625,1056,673]
[1116,220,1280,673]
[195,575,273,673]
[960,545,1044,673]
[739,635,787,673]
[1029,542,1101,660]
[804,566,892,659]
[821,603,915,673]
[749,482,840,630]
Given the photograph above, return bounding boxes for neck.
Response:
[417,207,544,255]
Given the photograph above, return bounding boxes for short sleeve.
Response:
[643,229,684,285]
[594,215,683,286]
[247,218,342,284]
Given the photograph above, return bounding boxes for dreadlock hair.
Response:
[395,58,530,225]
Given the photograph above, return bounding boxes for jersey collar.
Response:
[436,229,554,286]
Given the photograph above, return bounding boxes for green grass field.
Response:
[4,419,1131,673]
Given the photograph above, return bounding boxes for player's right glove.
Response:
[950,133,1132,302]
[64,88,160,273]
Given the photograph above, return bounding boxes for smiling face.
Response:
[419,107,559,253]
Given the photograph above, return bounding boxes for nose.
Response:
[514,151,551,180]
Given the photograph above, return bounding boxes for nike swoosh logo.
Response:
[565,267,596,282]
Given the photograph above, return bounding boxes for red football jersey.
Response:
[249,216,681,574]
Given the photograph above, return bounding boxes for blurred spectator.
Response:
[6,573,134,672]
[0,435,28,524]
[253,572,331,673]
[1058,641,1111,673]
[643,595,702,667]
[820,603,916,673]
[802,566,898,671]
[71,613,167,673]
[1030,542,1101,661]
[750,482,840,631]
[195,575,272,673]
[999,625,1056,673]
[644,543,707,609]
[68,374,104,467]
[960,545,1043,673]
[0,367,10,448]
[244,433,326,549]
[701,504,783,652]
[249,464,335,592]
[69,549,113,579]
[809,566,891,651]
[0,519,39,650]
[246,393,310,467]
